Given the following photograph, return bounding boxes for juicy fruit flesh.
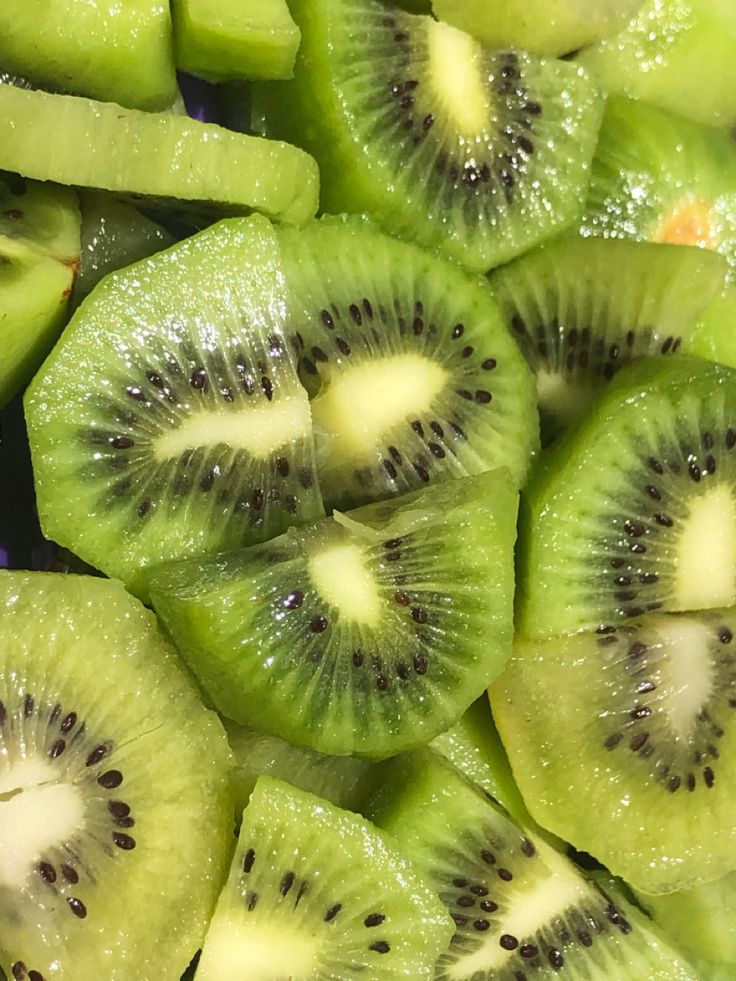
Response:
[654,198,717,248]
[674,483,736,610]
[426,19,490,138]
[307,541,382,626]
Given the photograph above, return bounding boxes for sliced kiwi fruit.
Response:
[0,84,319,227]
[196,775,453,979]
[278,217,538,509]
[365,749,699,978]
[149,470,518,757]
[25,216,324,599]
[253,0,604,273]
[687,285,736,370]
[488,235,727,442]
[0,571,233,980]
[517,356,736,641]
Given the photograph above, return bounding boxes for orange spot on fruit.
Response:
[653,198,716,248]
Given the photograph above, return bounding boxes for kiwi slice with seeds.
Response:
[517,356,736,641]
[149,470,518,757]
[26,216,324,599]
[0,572,233,980]
[278,218,538,509]
[254,0,604,272]
[488,235,727,442]
[365,750,699,979]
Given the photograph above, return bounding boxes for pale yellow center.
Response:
[674,483,736,611]
[653,198,716,249]
[196,915,319,980]
[652,617,714,743]
[308,541,382,627]
[426,18,491,138]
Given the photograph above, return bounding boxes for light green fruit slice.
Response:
[686,286,736,369]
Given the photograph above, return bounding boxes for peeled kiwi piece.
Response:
[25,216,324,599]
[149,470,518,758]
[0,572,233,981]
[254,0,604,272]
[278,218,538,509]
[517,356,736,641]
[365,750,699,978]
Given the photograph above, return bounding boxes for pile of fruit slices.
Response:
[1,0,736,978]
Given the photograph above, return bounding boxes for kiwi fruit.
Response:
[0,571,233,980]
[488,235,727,442]
[278,217,539,509]
[149,470,518,758]
[253,0,604,273]
[517,356,736,641]
[25,216,325,599]
[687,286,736,370]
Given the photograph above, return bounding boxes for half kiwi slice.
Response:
[254,0,604,272]
[278,218,538,509]
[0,572,233,980]
[517,356,736,641]
[26,216,324,599]
[149,470,518,758]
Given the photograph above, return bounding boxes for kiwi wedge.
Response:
[196,775,453,979]
[488,235,727,442]
[254,0,604,273]
[278,218,538,508]
[517,356,736,641]
[149,470,518,757]
[0,83,319,227]
[0,572,233,980]
[365,749,699,978]
[25,216,324,599]
[688,286,736,370]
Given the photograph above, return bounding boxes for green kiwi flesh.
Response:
[25,216,324,599]
[365,750,699,978]
[0,84,319,226]
[195,775,453,980]
[488,235,727,442]
[517,356,736,640]
[686,286,736,370]
[0,572,233,981]
[278,217,539,509]
[149,470,518,758]
[255,0,604,272]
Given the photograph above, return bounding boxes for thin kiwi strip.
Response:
[365,750,699,979]
[0,84,319,226]
[0,572,233,981]
[25,216,325,599]
[254,0,604,272]
[517,356,736,641]
[278,217,539,510]
[149,470,518,758]
[196,775,453,980]
[492,607,736,894]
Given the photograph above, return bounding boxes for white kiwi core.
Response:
[426,18,492,138]
[673,483,736,610]
[308,542,382,627]
[197,916,319,979]
[652,617,714,743]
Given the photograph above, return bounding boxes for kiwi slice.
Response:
[278,218,538,509]
[365,749,699,978]
[687,286,736,370]
[254,0,604,273]
[488,235,727,442]
[517,356,736,641]
[0,84,319,227]
[577,0,736,129]
[149,470,518,757]
[196,775,453,979]
[25,216,324,599]
[0,572,233,980]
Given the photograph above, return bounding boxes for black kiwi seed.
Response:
[500,934,519,950]
[98,769,123,788]
[66,897,87,919]
[368,941,391,954]
[364,913,385,927]
[324,903,342,921]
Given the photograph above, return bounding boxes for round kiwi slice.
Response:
[0,571,232,980]
[254,0,604,272]
[149,470,518,758]
[517,356,736,641]
[278,218,538,510]
[25,215,325,599]
[492,607,736,894]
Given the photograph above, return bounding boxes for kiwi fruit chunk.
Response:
[432,0,644,57]
[365,749,699,978]
[278,217,538,509]
[149,470,518,757]
[0,571,233,980]
[25,216,324,599]
[173,0,301,82]
[0,84,319,227]
[0,174,81,409]
[254,0,604,273]
[577,0,736,129]
[488,235,727,442]
[687,285,736,370]
[517,356,736,641]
